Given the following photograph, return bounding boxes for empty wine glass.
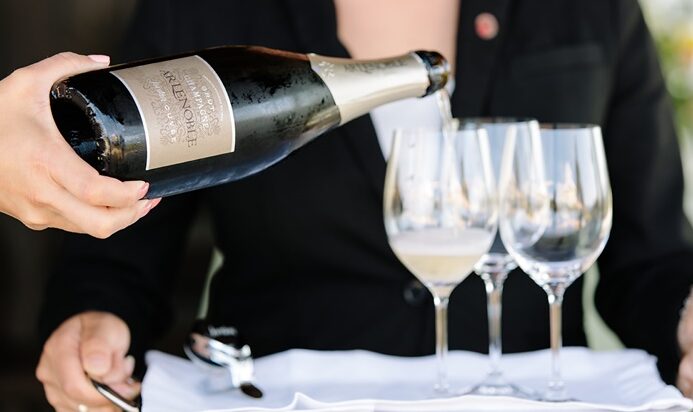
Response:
[498,124,612,401]
[465,118,540,398]
[384,121,497,395]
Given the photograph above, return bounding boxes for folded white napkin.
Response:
[141,347,692,412]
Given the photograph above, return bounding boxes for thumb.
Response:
[28,52,110,86]
[79,312,130,377]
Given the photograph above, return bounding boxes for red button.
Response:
[475,12,499,40]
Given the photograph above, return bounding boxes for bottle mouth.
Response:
[414,50,451,96]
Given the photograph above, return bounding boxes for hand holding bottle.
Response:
[36,311,140,411]
[0,52,160,238]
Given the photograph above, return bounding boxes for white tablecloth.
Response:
[141,347,692,412]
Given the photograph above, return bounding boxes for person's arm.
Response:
[36,191,201,410]
[0,52,159,238]
[595,0,693,388]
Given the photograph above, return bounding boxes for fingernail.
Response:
[137,202,151,219]
[137,182,149,199]
[88,54,110,64]
[149,198,162,210]
[124,355,135,376]
[85,353,109,375]
[137,198,160,219]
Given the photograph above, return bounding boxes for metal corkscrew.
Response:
[183,320,264,398]
[91,378,141,412]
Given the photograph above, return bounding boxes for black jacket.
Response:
[40,0,693,384]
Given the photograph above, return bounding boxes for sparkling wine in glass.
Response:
[384,121,497,395]
[498,124,612,401]
[465,118,540,398]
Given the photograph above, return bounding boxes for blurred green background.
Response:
[641,1,693,223]
[642,0,693,140]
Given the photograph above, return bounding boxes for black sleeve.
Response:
[596,0,693,384]
[38,192,201,372]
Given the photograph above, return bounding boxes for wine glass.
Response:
[498,123,612,401]
[465,118,540,398]
[384,121,497,395]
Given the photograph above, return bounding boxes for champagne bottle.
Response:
[51,46,449,198]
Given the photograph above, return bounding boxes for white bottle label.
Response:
[112,55,235,170]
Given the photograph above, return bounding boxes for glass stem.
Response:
[483,272,507,378]
[545,283,567,401]
[433,294,450,394]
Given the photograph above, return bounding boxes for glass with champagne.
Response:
[384,120,496,395]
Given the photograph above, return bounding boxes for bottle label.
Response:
[111,55,234,170]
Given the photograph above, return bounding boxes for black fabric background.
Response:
[39,0,693,384]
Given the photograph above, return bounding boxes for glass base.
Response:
[542,381,570,402]
[462,373,537,399]
[425,383,455,399]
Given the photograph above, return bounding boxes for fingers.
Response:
[50,328,111,405]
[44,383,118,412]
[80,313,131,378]
[96,355,142,401]
[100,355,135,385]
[78,313,141,407]
[24,52,110,88]
[41,143,162,237]
[49,146,149,208]
[20,136,158,236]
[37,313,139,411]
[41,180,160,238]
[37,316,113,407]
[105,380,142,402]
